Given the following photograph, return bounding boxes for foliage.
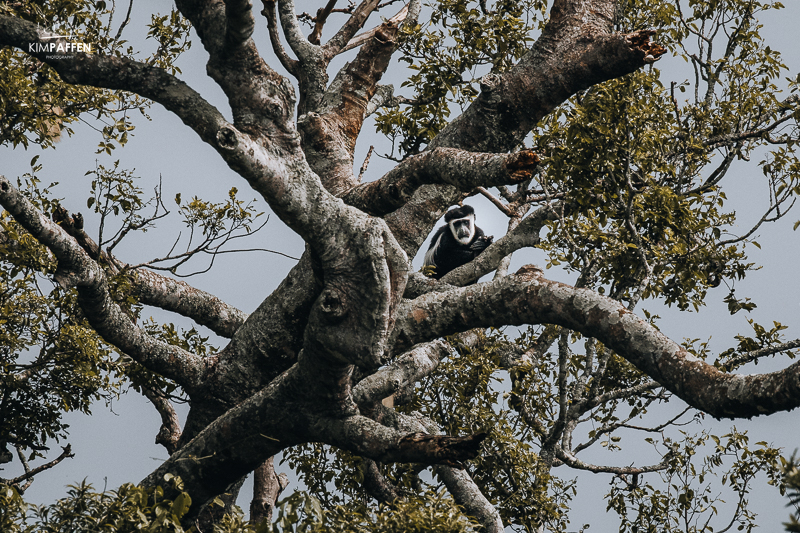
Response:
[0,481,476,533]
[0,208,120,460]
[1,0,800,532]
[1,475,193,533]
[607,430,785,533]
[783,455,800,532]
[0,0,198,490]
[375,0,546,157]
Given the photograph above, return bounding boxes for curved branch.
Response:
[0,176,207,391]
[141,361,484,518]
[276,0,322,62]
[260,0,299,74]
[428,22,666,152]
[391,267,800,419]
[555,446,668,475]
[142,385,182,455]
[0,15,229,147]
[343,148,540,216]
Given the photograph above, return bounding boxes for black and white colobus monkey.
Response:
[423,205,493,280]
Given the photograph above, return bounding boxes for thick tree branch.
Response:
[133,269,248,338]
[320,416,487,468]
[0,14,229,147]
[343,148,539,216]
[301,17,404,195]
[352,339,448,405]
[0,176,207,391]
[391,267,800,419]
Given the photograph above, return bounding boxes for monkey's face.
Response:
[449,214,476,245]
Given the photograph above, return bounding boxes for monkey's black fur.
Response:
[424,205,493,280]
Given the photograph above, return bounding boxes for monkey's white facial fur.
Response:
[449,214,476,245]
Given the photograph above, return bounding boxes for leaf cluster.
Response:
[375,0,545,157]
[606,429,785,533]
[0,212,121,459]
[0,475,193,533]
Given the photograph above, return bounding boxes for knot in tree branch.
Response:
[216,125,240,150]
[625,29,667,63]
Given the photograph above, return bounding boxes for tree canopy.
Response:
[1,0,799,531]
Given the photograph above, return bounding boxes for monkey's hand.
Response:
[470,235,493,253]
[420,264,438,278]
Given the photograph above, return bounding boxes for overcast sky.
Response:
[1,1,799,530]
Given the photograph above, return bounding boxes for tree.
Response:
[1,0,799,531]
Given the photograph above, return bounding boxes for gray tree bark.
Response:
[1,0,797,529]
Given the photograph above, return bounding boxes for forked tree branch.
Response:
[343,149,540,215]
[2,445,74,491]
[0,176,208,391]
